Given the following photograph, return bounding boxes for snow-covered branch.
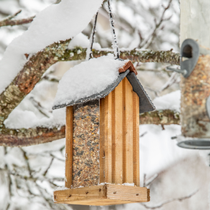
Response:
[0,109,180,147]
[0,41,179,128]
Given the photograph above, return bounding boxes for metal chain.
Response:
[107,0,120,59]
[86,12,98,60]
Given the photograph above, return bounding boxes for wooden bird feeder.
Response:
[52,60,155,206]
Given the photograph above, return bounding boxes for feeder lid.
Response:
[53,56,155,113]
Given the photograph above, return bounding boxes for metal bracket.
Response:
[166,39,200,78]
[166,66,187,76]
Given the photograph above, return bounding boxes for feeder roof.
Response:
[53,55,155,113]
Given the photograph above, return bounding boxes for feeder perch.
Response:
[52,59,155,205]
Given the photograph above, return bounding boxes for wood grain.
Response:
[123,78,134,183]
[65,106,73,188]
[133,92,140,186]
[113,82,123,184]
[54,184,149,205]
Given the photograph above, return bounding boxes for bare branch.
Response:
[140,0,173,48]
[141,189,199,209]
[0,10,34,27]
[140,109,180,125]
[43,157,54,176]
[30,96,52,118]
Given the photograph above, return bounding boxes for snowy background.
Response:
[0,0,209,210]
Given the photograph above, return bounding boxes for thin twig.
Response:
[140,0,173,48]
[141,189,199,209]
[43,157,54,176]
[6,10,22,20]
[19,148,32,177]
[0,10,34,27]
[30,96,52,118]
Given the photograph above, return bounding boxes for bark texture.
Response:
[0,39,180,146]
[0,110,180,147]
[140,109,180,125]
[0,126,65,147]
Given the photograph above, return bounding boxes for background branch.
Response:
[0,109,179,147]
[0,10,34,27]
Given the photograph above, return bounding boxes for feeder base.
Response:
[54,184,150,206]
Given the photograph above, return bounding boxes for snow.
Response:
[4,107,65,129]
[68,33,101,50]
[153,90,180,111]
[122,183,135,186]
[4,79,66,129]
[53,55,128,107]
[0,0,103,94]
[140,124,197,183]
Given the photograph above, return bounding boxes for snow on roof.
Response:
[0,0,103,94]
[53,55,155,113]
[53,55,128,108]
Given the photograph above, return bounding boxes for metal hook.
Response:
[166,66,187,76]
[166,39,199,78]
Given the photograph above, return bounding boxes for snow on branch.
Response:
[0,0,180,147]
[0,109,180,147]
[0,43,179,128]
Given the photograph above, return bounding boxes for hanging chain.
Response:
[107,0,120,59]
[86,12,98,60]
[86,0,120,60]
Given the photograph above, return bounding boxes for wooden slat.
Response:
[55,199,133,206]
[54,185,106,203]
[105,93,113,183]
[100,93,113,183]
[65,106,73,188]
[107,184,149,202]
[133,92,140,186]
[54,184,149,205]
[113,82,123,184]
[123,78,134,183]
[100,98,105,183]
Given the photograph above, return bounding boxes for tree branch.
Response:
[0,126,65,147]
[0,41,179,125]
[0,109,180,147]
[0,38,179,146]
[0,10,34,27]
[141,189,199,209]
[140,109,180,125]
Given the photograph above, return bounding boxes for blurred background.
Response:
[0,0,209,210]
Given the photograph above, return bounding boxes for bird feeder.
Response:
[178,39,210,149]
[167,39,210,149]
[52,58,155,205]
